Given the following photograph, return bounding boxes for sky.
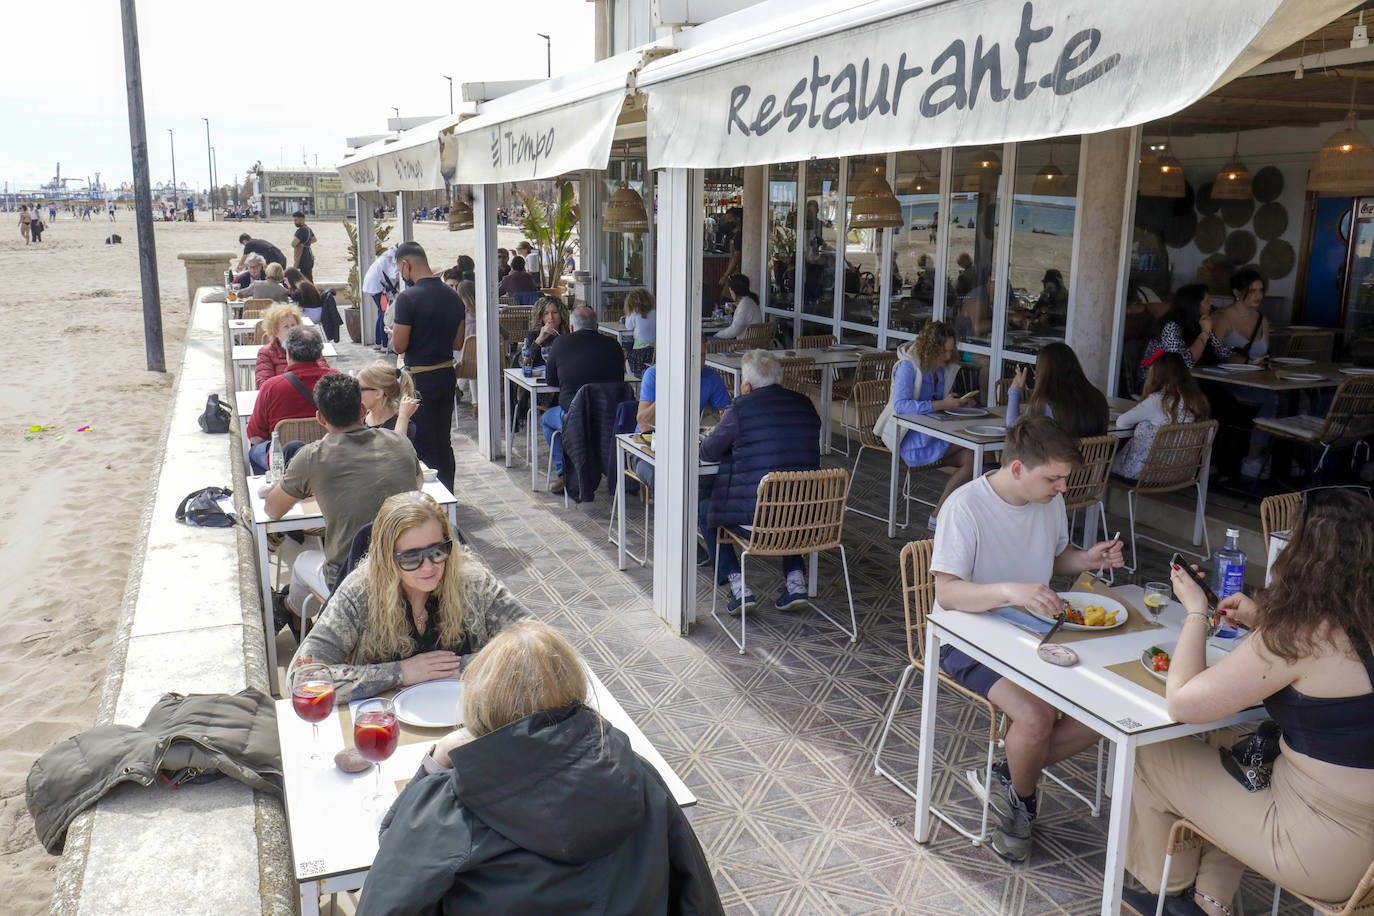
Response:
[0,0,594,194]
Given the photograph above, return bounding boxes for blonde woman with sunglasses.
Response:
[290,492,526,703]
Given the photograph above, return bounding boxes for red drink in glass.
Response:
[354,713,399,762]
[292,683,336,723]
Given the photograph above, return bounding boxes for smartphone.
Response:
[1170,552,1219,609]
[961,390,980,401]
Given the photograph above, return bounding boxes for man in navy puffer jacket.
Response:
[699,348,820,614]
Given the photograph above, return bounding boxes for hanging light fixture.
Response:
[961,149,1002,192]
[1309,74,1374,194]
[1212,133,1252,200]
[909,155,931,194]
[1137,145,1163,196]
[1146,124,1186,199]
[447,189,473,231]
[603,143,649,233]
[850,165,902,229]
[1031,143,1067,196]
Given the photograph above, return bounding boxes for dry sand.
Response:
[0,213,493,914]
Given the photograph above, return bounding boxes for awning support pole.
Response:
[357,194,376,346]
[474,185,504,461]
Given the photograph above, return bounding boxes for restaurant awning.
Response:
[449,43,671,185]
[337,113,469,194]
[638,0,1361,170]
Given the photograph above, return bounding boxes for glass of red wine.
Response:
[353,697,400,811]
[290,663,337,767]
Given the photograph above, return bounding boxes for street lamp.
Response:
[391,106,400,126]
[443,75,453,114]
[536,33,551,78]
[202,117,214,221]
[166,128,177,215]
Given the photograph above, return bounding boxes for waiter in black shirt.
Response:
[291,211,317,281]
[391,242,465,492]
[236,233,287,271]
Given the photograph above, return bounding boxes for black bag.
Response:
[198,394,231,434]
[1219,719,1281,792]
[175,487,235,528]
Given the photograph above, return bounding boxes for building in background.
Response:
[256,168,354,219]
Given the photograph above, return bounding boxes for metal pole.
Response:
[202,117,213,220]
[166,128,177,216]
[211,147,218,213]
[537,33,551,77]
[120,0,165,372]
[443,76,453,114]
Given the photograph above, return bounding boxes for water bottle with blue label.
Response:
[1211,528,1246,638]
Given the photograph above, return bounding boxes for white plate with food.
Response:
[946,406,990,419]
[1270,357,1314,367]
[1141,644,1228,682]
[964,424,1007,438]
[392,680,465,728]
[1340,366,1374,376]
[1278,372,1325,382]
[1023,592,1128,631]
[828,343,860,350]
[1218,363,1264,373]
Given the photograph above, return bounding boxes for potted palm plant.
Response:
[517,181,579,292]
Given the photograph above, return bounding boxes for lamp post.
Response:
[536,33,551,78]
[202,117,214,220]
[166,128,177,216]
[211,147,218,212]
[119,0,165,371]
[391,106,400,125]
[443,75,453,114]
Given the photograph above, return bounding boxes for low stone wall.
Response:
[50,287,291,916]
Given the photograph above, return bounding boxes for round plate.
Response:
[392,680,464,728]
[964,424,1007,437]
[1219,363,1265,373]
[946,406,990,419]
[829,343,859,350]
[1024,592,1128,631]
[1141,645,1228,682]
[1270,357,1314,366]
[1279,372,1324,382]
[1341,367,1374,376]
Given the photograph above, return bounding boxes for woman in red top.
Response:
[255,302,330,387]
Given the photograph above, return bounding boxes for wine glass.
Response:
[353,697,400,811]
[1143,581,1171,625]
[291,664,337,768]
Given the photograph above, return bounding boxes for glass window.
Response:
[602,152,647,313]
[1004,137,1079,358]
[842,155,888,330]
[890,150,942,336]
[946,148,1004,348]
[802,158,840,322]
[765,163,799,315]
[703,168,743,315]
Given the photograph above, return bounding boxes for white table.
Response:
[244,476,459,696]
[502,367,559,491]
[913,585,1265,916]
[707,346,884,455]
[232,341,338,390]
[612,433,718,569]
[277,667,696,915]
[228,315,313,345]
[233,389,258,467]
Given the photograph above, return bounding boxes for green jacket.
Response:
[26,689,282,854]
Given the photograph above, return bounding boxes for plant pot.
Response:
[343,307,361,343]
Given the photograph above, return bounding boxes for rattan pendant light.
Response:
[849,167,902,229]
[1155,146,1186,198]
[447,192,474,231]
[1031,143,1068,196]
[1309,75,1374,194]
[603,144,649,233]
[961,149,1002,192]
[1212,133,1252,200]
[1137,145,1163,196]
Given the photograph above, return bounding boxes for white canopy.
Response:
[639,0,1360,169]
[337,113,467,194]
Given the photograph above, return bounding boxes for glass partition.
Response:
[703,168,743,315]
[802,158,840,324]
[946,148,1003,348]
[1003,137,1080,359]
[842,154,889,332]
[765,163,799,315]
[601,153,647,313]
[890,150,943,337]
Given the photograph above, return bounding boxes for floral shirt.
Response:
[1139,321,1232,385]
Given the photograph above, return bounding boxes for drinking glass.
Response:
[290,664,337,767]
[353,697,400,811]
[1143,581,1171,624]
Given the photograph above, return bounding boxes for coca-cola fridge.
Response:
[1341,197,1374,335]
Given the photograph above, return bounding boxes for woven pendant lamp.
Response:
[1309,76,1374,194]
[1154,147,1186,198]
[960,149,1002,192]
[1212,133,1252,200]
[850,170,902,229]
[603,144,649,233]
[447,195,473,231]
[1137,147,1162,196]
[1031,143,1069,196]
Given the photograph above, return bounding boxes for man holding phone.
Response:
[931,416,1124,862]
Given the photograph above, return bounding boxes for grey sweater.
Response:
[289,555,527,702]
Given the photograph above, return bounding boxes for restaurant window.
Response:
[602,152,647,313]
[703,168,743,316]
[946,148,1004,349]
[842,154,889,332]
[1004,137,1080,360]
[765,162,799,316]
[890,150,943,337]
[802,158,841,330]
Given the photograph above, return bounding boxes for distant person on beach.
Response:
[291,210,317,281]
[18,205,31,243]
[245,326,336,474]
[29,209,44,242]
[255,302,330,387]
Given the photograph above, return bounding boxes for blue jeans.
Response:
[540,405,565,476]
[248,439,305,476]
[696,480,804,585]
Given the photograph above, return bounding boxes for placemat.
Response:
[1105,659,1166,697]
[1048,575,1164,645]
[338,701,451,750]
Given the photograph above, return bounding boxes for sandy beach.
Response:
[0,212,500,913]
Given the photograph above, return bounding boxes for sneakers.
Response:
[988,781,1035,863]
[725,590,757,616]
[550,476,565,494]
[696,544,711,567]
[271,588,300,641]
[775,587,809,610]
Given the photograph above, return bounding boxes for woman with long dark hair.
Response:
[1006,342,1108,438]
[1112,352,1209,480]
[712,274,763,340]
[1139,284,1233,386]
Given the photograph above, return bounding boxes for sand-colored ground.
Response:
[0,213,504,914]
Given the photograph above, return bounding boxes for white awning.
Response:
[450,45,668,185]
[337,113,468,194]
[639,0,1360,169]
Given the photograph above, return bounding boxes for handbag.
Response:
[175,486,236,528]
[1218,719,1281,791]
[198,394,231,433]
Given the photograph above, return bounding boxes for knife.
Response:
[1038,613,1067,646]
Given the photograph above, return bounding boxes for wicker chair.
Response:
[704,337,743,354]
[240,299,273,320]
[709,468,857,653]
[1254,377,1374,474]
[741,322,778,349]
[273,416,326,447]
[1158,819,1374,916]
[993,378,1030,407]
[1063,435,1120,562]
[254,319,269,346]
[797,334,837,349]
[844,379,941,527]
[780,355,821,397]
[1282,329,1335,362]
[602,308,623,323]
[1112,420,1219,571]
[1259,491,1302,558]
[834,351,898,455]
[498,306,534,343]
[455,336,477,381]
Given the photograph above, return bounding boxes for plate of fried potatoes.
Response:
[1023,592,1128,631]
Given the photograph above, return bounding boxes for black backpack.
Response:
[198,394,231,434]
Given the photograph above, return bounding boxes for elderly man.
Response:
[234,252,267,289]
[236,233,287,271]
[542,305,624,494]
[246,326,336,474]
[498,255,540,296]
[633,341,732,492]
[261,372,422,628]
[698,349,820,613]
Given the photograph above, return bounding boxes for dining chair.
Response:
[498,307,534,360]
[1282,329,1334,362]
[874,541,1104,845]
[710,468,857,653]
[705,338,744,394]
[254,319,269,346]
[607,401,651,565]
[779,355,821,397]
[1063,435,1120,564]
[833,351,898,455]
[843,379,940,527]
[741,322,778,349]
[512,290,542,307]
[602,308,623,323]
[994,377,1014,407]
[1158,818,1374,916]
[273,416,326,447]
[797,334,837,349]
[1253,376,1374,475]
[241,300,273,320]
[1112,420,1219,571]
[455,336,477,382]
[1258,491,1302,558]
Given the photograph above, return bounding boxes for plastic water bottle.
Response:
[1212,528,1246,638]
[267,430,284,485]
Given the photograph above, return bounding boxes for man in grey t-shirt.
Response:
[931,415,1123,863]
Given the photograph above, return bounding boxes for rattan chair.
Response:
[456,336,477,381]
[1259,491,1301,558]
[240,299,273,320]
[1254,376,1374,474]
[834,351,898,455]
[797,334,837,349]
[1064,435,1120,566]
[1282,329,1335,362]
[254,319,269,346]
[273,416,326,446]
[498,307,534,351]
[844,379,941,527]
[704,337,743,354]
[780,355,821,397]
[741,322,778,349]
[874,541,1103,845]
[602,308,623,323]
[1158,818,1374,916]
[1112,420,1219,571]
[993,378,1031,407]
[709,468,857,653]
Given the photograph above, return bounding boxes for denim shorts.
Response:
[939,645,1002,699]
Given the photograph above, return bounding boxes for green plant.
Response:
[345,220,394,305]
[517,181,579,288]
[769,219,796,266]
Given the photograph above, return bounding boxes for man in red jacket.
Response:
[247,326,336,474]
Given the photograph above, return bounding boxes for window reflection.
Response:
[946,148,1003,347]
[703,168,743,314]
[1004,138,1079,357]
[803,159,840,320]
[890,151,942,336]
[601,153,646,314]
[766,163,799,313]
[842,155,888,330]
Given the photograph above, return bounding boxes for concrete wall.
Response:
[1070,127,1135,389]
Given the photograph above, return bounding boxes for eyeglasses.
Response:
[394,539,453,571]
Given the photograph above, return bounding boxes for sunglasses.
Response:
[394,539,453,571]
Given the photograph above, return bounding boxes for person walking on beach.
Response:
[18,205,31,243]
[291,211,316,281]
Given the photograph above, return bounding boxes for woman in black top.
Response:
[358,361,418,443]
[284,267,322,318]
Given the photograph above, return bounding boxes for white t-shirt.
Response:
[520,249,541,279]
[714,295,762,339]
[362,248,399,298]
[930,474,1069,590]
[623,309,656,345]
